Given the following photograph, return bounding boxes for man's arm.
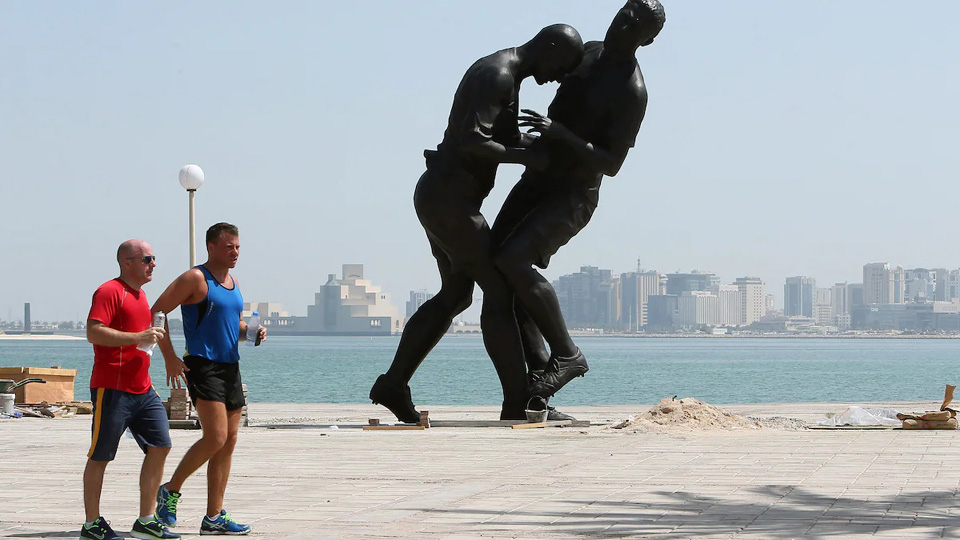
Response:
[86,319,164,348]
[151,269,205,387]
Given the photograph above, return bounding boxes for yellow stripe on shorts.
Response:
[87,388,105,459]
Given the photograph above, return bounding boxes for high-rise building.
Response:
[765,294,777,314]
[831,283,849,316]
[665,272,718,296]
[848,283,865,309]
[711,284,742,325]
[553,266,619,329]
[678,291,719,326]
[905,269,937,302]
[941,269,960,302]
[620,270,660,330]
[784,276,815,317]
[406,290,433,318]
[23,303,31,334]
[647,295,679,328]
[735,277,765,324]
[813,287,833,326]
[863,263,905,305]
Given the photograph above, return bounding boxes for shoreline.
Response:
[0,334,83,341]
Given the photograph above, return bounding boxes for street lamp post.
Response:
[178,164,205,268]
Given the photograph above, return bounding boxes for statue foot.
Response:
[546,406,577,421]
[369,374,419,423]
[525,396,577,421]
[528,349,589,399]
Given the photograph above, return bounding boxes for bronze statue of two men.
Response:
[371,0,667,422]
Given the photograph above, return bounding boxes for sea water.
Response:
[1,336,957,405]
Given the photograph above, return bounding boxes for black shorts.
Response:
[88,387,171,461]
[493,173,599,269]
[184,355,246,411]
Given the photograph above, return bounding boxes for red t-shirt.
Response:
[87,278,152,394]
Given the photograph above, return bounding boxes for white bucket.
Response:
[0,393,14,415]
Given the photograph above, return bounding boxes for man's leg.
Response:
[83,459,109,523]
[139,446,170,518]
[206,407,241,517]
[167,399,228,494]
[84,388,127,523]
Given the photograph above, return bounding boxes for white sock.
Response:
[207,513,220,520]
[139,515,154,523]
[84,521,95,528]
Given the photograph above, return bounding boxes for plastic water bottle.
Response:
[246,311,260,347]
[137,312,165,355]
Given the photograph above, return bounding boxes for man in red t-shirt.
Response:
[81,239,179,540]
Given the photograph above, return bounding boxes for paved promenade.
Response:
[3,401,960,539]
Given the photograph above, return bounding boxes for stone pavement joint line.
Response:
[2,401,960,539]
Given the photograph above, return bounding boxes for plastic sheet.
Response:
[818,406,901,427]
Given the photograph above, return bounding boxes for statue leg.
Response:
[515,301,549,372]
[490,175,550,375]
[409,171,528,419]
[465,261,529,420]
[493,189,598,397]
[373,241,474,423]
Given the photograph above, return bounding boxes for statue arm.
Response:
[520,89,647,177]
[458,68,545,169]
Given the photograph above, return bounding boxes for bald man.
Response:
[82,240,179,540]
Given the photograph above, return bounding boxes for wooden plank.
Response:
[362,425,426,431]
[512,420,573,430]
[169,419,200,429]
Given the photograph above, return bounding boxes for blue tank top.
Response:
[181,265,243,363]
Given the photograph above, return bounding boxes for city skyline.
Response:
[3,2,959,322]
[10,258,960,325]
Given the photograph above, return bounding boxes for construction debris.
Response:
[610,397,761,433]
[897,384,958,430]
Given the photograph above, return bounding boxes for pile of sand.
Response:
[610,397,763,433]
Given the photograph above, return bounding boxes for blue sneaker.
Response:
[200,510,251,535]
[131,516,181,539]
[79,516,122,540]
[156,483,181,527]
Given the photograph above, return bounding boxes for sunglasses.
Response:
[126,255,157,264]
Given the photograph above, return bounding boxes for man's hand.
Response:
[164,355,189,388]
[135,327,165,348]
[520,109,572,140]
[256,326,267,345]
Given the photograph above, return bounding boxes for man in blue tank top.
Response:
[152,222,265,535]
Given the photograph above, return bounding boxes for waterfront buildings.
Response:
[553,266,619,329]
[735,277,765,325]
[863,262,906,305]
[620,270,661,330]
[784,276,815,318]
[261,264,404,335]
[406,290,433,318]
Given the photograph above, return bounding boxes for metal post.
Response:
[188,189,197,268]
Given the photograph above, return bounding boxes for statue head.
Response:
[524,24,584,84]
[604,0,666,56]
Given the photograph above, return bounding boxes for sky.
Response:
[2,1,959,322]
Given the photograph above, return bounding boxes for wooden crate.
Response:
[0,366,77,403]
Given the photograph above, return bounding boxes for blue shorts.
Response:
[87,387,172,461]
